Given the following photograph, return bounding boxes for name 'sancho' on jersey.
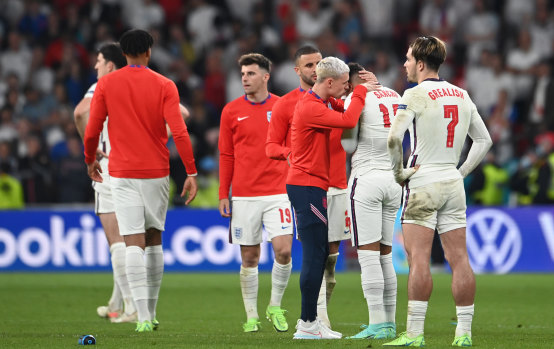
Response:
[428,87,465,100]
[373,90,400,99]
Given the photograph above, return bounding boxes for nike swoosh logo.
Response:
[281,226,291,230]
[301,330,322,337]
[238,116,249,121]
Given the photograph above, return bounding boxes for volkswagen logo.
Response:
[466,209,522,274]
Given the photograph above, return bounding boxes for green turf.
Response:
[1,272,553,348]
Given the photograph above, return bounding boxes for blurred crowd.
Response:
[0,0,552,208]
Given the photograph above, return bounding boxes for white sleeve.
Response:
[458,105,493,178]
[388,106,416,182]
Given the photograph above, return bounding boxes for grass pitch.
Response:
[1,272,553,348]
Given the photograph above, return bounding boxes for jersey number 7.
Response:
[444,105,459,148]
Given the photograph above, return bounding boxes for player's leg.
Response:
[141,176,170,329]
[231,199,264,332]
[264,198,293,332]
[99,211,136,323]
[287,184,340,339]
[380,181,402,330]
[346,175,392,339]
[437,179,474,346]
[112,177,152,332]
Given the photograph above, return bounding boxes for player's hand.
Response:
[95,148,108,161]
[219,198,231,218]
[358,70,378,83]
[87,160,103,183]
[394,165,420,186]
[361,80,382,92]
[181,176,198,205]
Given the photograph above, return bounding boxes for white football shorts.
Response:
[93,159,114,214]
[348,170,401,246]
[327,188,351,242]
[229,194,293,245]
[110,176,170,236]
[401,178,466,234]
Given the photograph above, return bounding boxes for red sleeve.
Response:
[218,106,234,200]
[328,97,344,112]
[164,81,197,175]
[84,78,107,164]
[265,99,290,160]
[303,86,367,129]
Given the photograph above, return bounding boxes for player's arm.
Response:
[266,101,291,160]
[340,93,359,153]
[387,106,418,185]
[163,83,198,204]
[458,105,493,178]
[305,85,368,129]
[84,81,108,182]
[74,97,91,140]
[166,103,191,138]
[218,106,234,217]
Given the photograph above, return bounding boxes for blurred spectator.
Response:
[0,31,32,83]
[18,134,55,203]
[0,161,24,209]
[532,132,554,204]
[18,0,49,42]
[296,0,333,40]
[186,0,220,53]
[203,48,226,112]
[0,141,19,175]
[463,0,499,63]
[529,0,554,60]
[28,46,55,95]
[56,135,90,202]
[0,107,18,143]
[469,152,509,205]
[358,0,394,48]
[419,0,455,42]
[529,59,553,133]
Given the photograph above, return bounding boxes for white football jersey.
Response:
[399,79,484,187]
[85,83,111,158]
[85,83,111,193]
[345,87,401,175]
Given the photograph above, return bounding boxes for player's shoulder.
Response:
[84,82,97,98]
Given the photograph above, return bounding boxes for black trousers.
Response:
[286,184,329,321]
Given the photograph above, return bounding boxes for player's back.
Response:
[349,87,401,175]
[402,79,475,187]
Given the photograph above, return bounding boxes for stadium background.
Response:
[0,0,553,274]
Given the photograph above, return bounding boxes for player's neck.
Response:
[417,71,439,84]
[311,84,329,101]
[126,57,149,67]
[245,88,269,103]
[299,80,314,91]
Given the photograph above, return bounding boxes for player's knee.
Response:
[274,248,291,264]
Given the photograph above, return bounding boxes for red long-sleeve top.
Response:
[286,85,367,190]
[329,128,347,189]
[218,94,288,199]
[84,65,197,178]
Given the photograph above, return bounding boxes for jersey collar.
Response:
[243,93,271,105]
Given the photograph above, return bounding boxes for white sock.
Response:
[107,274,122,312]
[324,253,338,304]
[359,250,386,324]
[316,277,329,322]
[269,259,292,307]
[145,245,164,320]
[110,242,135,315]
[455,304,474,338]
[240,265,258,320]
[126,245,150,322]
[407,300,428,337]
[380,253,397,324]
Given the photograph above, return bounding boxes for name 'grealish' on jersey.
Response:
[399,78,486,188]
[345,87,401,176]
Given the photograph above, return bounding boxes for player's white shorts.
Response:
[110,176,170,236]
[94,190,114,214]
[401,178,466,234]
[348,170,401,246]
[327,188,351,242]
[230,194,293,245]
[93,159,114,214]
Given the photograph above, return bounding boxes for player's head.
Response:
[315,56,350,98]
[95,43,126,79]
[404,36,446,83]
[119,29,153,58]
[238,53,272,96]
[294,45,322,88]
[347,62,365,90]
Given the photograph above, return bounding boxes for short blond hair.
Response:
[316,57,349,83]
